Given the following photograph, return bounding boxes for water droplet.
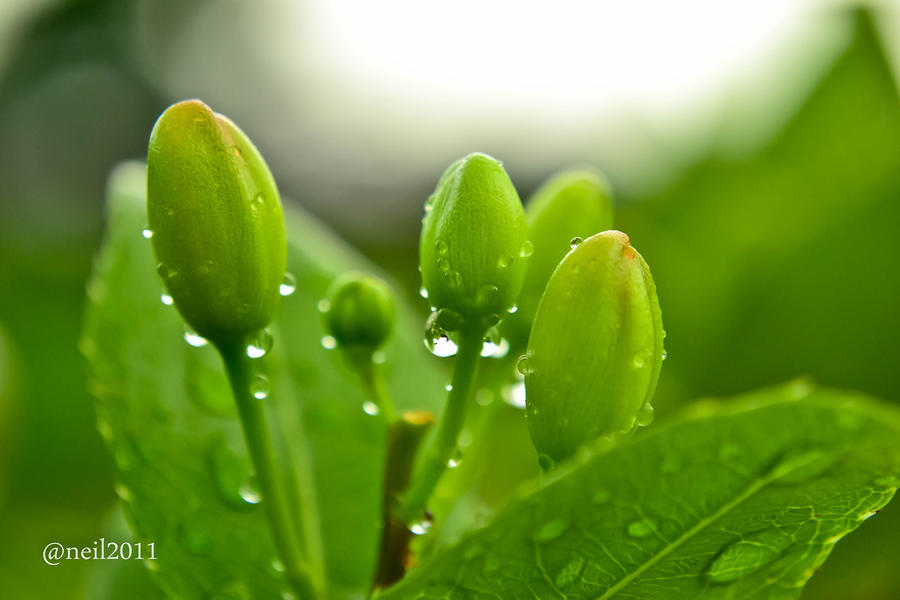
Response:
[504,381,526,409]
[449,270,463,288]
[631,354,646,369]
[253,194,265,207]
[372,350,387,364]
[476,284,501,311]
[444,383,453,391]
[426,334,457,357]
[661,349,668,361]
[497,254,513,268]
[251,375,270,400]
[418,286,429,299]
[279,273,296,296]
[424,310,461,357]
[316,299,331,314]
[437,256,451,273]
[591,489,611,504]
[271,559,285,573]
[160,293,174,306]
[534,518,568,542]
[141,228,154,239]
[184,330,209,348]
[481,336,509,358]
[636,403,655,427]
[320,335,337,350]
[362,401,379,416]
[705,528,794,583]
[537,453,556,470]
[156,263,177,280]
[519,240,534,258]
[516,354,534,376]
[569,237,583,249]
[507,304,518,314]
[247,330,274,358]
[409,520,431,535]
[435,240,449,255]
[448,448,463,468]
[627,519,655,538]
[239,480,261,504]
[114,483,133,502]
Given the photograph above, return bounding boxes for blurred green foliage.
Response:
[0,1,898,598]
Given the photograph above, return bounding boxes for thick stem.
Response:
[396,324,484,524]
[219,340,318,599]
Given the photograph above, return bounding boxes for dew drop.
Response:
[184,330,209,348]
[448,448,463,468]
[156,263,178,280]
[251,375,270,400]
[372,350,387,365]
[409,521,431,535]
[705,528,794,583]
[252,194,264,207]
[476,284,501,311]
[507,304,518,314]
[636,403,655,427]
[424,310,460,357]
[426,335,457,357]
[497,254,513,268]
[316,300,331,315]
[448,270,463,288]
[362,401,379,416]
[504,381,527,409]
[516,354,534,376]
[435,239,449,255]
[320,335,337,350]
[160,293,174,306]
[444,383,453,391]
[482,337,509,358]
[271,559,285,573]
[279,273,296,296]
[239,480,261,504]
[534,518,568,542]
[114,482,133,502]
[661,349,668,361]
[418,286,429,299]
[141,228,154,239]
[631,354,646,369]
[569,237,583,249]
[627,519,655,538]
[437,256,451,273]
[208,439,256,511]
[519,240,534,258]
[247,330,274,358]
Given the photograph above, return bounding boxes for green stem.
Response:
[219,340,318,599]
[396,324,484,524]
[360,360,396,423]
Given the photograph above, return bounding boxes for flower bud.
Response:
[322,272,395,354]
[504,169,613,349]
[524,231,664,464]
[147,100,286,347]
[419,153,528,327]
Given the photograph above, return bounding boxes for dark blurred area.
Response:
[0,0,898,598]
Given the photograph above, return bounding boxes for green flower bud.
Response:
[322,272,395,354]
[523,231,664,465]
[419,153,528,328]
[147,100,286,347]
[504,169,613,349]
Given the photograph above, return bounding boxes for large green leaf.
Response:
[380,382,900,599]
[81,161,445,599]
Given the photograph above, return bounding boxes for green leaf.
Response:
[380,382,900,599]
[81,161,445,599]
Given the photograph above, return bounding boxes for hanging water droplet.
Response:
[251,375,270,400]
[661,349,668,361]
[476,284,501,311]
[437,256,451,273]
[141,228,154,239]
[425,310,460,357]
[482,337,509,358]
[444,383,453,391]
[409,520,431,535]
[627,519,655,538]
[569,237,583,249]
[533,518,568,542]
[362,401,379,416]
[418,286,429,299]
[497,254,513,268]
[279,273,296,296]
[426,334,457,357]
[320,335,337,350]
[516,354,534,376]
[239,480,261,504]
[636,403,655,427]
[160,293,174,306]
[447,448,463,468]
[449,270,463,288]
[503,381,527,409]
[114,482,133,502]
[184,329,209,348]
[246,330,274,358]
[156,263,178,280]
[519,240,535,258]
[507,304,518,314]
[705,528,794,583]
[435,239,449,255]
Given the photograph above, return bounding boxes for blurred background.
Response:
[0,0,898,597]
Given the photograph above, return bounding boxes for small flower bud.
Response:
[419,153,528,327]
[322,272,395,354]
[504,169,613,349]
[147,100,286,347]
[524,231,664,464]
